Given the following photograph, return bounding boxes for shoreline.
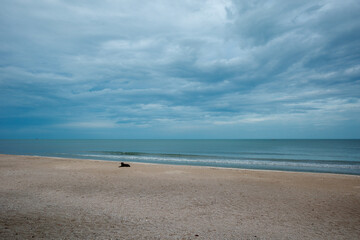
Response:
[2,153,359,177]
[1,154,360,239]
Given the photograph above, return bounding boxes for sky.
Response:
[0,0,360,139]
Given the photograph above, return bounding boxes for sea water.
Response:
[0,139,359,175]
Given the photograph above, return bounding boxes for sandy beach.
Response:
[0,154,359,239]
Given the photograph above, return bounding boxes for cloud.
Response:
[58,121,117,129]
[0,0,359,138]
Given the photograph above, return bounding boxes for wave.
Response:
[91,151,213,159]
[89,151,360,165]
[79,151,360,171]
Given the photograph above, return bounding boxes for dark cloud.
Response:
[0,0,359,138]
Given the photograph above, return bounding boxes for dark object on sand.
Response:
[119,162,130,167]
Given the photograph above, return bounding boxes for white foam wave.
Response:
[80,154,360,170]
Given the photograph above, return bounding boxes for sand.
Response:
[0,154,359,239]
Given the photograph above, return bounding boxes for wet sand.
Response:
[1,154,359,239]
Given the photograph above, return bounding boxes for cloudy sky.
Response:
[0,0,359,139]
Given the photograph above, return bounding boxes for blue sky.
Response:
[0,0,360,139]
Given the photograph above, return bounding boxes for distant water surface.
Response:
[0,139,359,175]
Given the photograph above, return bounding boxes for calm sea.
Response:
[0,139,359,175]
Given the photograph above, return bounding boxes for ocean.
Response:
[0,139,359,175]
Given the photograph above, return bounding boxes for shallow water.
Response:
[0,139,359,175]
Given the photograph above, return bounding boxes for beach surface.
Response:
[1,154,359,239]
